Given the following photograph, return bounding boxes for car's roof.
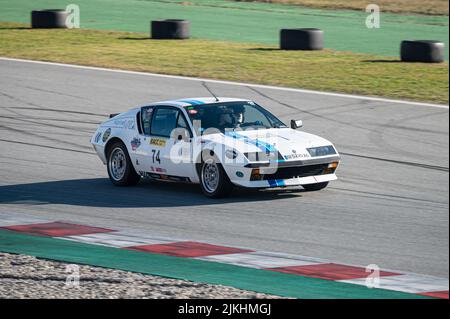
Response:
[148,97,250,107]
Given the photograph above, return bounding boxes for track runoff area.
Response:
[0,213,448,299]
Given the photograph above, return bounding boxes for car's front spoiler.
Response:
[231,173,338,188]
[244,155,341,168]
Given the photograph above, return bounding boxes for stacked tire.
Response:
[151,19,190,39]
[401,40,445,63]
[31,9,68,28]
[280,28,324,50]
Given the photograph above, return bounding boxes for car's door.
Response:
[138,105,194,180]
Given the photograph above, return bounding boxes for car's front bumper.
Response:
[231,173,338,188]
[226,155,341,188]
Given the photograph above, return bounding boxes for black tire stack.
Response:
[401,40,445,63]
[280,28,324,50]
[31,9,68,29]
[151,19,190,39]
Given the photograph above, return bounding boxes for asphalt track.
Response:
[0,58,448,279]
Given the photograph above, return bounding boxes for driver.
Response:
[217,107,234,131]
[231,105,245,126]
[216,105,246,131]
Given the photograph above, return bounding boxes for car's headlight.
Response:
[244,152,282,162]
[244,152,266,162]
[307,146,336,157]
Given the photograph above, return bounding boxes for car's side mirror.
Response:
[291,120,303,129]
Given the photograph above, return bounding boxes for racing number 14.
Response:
[151,149,161,164]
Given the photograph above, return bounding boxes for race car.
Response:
[91,98,341,198]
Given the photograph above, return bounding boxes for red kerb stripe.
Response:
[126,241,254,258]
[266,263,401,281]
[1,222,114,237]
[418,291,449,299]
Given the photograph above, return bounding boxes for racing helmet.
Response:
[231,104,245,125]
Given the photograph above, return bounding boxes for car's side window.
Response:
[176,111,193,139]
[141,107,154,135]
[177,112,189,129]
[150,107,179,137]
[136,111,142,134]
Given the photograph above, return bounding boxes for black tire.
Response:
[199,152,233,198]
[31,9,68,29]
[302,182,329,191]
[280,28,324,50]
[401,40,445,63]
[106,141,140,186]
[151,19,190,39]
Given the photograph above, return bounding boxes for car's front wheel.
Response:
[302,182,329,191]
[199,158,233,198]
[107,141,140,186]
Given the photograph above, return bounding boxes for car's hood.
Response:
[202,128,338,160]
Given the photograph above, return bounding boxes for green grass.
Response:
[0,0,448,58]
[0,22,448,104]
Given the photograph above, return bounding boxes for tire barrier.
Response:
[31,9,68,29]
[401,40,445,63]
[280,28,324,50]
[151,19,190,40]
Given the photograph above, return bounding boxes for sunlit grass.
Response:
[0,22,447,104]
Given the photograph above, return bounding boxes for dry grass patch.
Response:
[233,0,449,15]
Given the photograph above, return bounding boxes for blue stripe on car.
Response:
[268,180,286,187]
[268,180,278,187]
[225,131,277,154]
[179,100,205,105]
[277,180,286,187]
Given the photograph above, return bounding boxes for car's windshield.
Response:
[185,101,286,134]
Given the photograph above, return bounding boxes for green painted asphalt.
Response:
[0,229,430,299]
[0,0,448,58]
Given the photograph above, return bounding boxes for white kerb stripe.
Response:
[339,274,449,294]
[61,231,179,248]
[0,214,52,227]
[196,251,325,269]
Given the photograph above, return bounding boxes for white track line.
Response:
[0,56,448,109]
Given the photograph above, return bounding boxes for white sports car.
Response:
[91,98,340,198]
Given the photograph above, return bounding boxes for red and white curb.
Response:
[0,214,448,299]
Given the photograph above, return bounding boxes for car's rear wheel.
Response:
[302,182,329,191]
[107,141,140,186]
[200,157,233,198]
